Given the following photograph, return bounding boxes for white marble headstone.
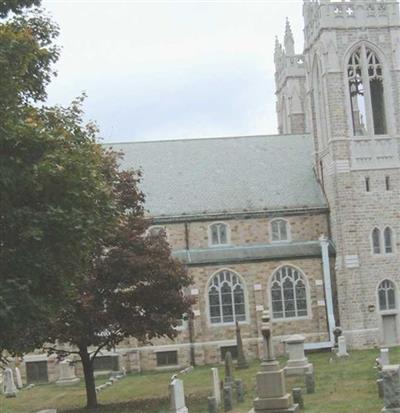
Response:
[2,368,17,398]
[56,360,80,386]
[14,367,23,389]
[380,348,390,367]
[337,336,349,357]
[169,378,188,413]
[211,367,221,406]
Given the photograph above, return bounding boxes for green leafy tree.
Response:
[44,166,193,408]
[0,1,116,361]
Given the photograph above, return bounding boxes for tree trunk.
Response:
[79,345,98,408]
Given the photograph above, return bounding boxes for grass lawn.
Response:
[0,347,395,413]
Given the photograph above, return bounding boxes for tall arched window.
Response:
[271,219,289,242]
[347,45,387,136]
[208,270,246,324]
[372,228,381,254]
[209,222,229,246]
[270,266,308,319]
[384,227,394,254]
[378,280,396,311]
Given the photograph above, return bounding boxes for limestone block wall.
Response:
[160,213,329,251]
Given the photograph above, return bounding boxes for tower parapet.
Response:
[303,0,400,50]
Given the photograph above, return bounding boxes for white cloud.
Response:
[43,0,304,142]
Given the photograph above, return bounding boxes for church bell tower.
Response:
[302,0,400,347]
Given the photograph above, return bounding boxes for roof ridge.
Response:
[102,133,310,146]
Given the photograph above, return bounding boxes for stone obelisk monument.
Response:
[249,310,299,413]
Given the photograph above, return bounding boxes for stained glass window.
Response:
[271,219,289,242]
[271,266,308,319]
[210,223,229,246]
[378,280,396,311]
[208,270,246,324]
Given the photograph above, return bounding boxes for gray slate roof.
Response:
[107,134,326,218]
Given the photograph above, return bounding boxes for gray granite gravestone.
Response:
[249,310,299,413]
[381,365,400,412]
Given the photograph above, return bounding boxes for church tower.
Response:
[274,19,308,135]
[301,0,400,347]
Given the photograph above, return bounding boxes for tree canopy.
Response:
[1,4,193,411]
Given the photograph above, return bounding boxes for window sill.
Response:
[380,310,398,316]
[271,315,311,323]
[208,243,232,249]
[209,320,249,328]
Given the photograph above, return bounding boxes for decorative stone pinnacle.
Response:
[284,17,295,55]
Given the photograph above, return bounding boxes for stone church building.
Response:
[21,0,400,381]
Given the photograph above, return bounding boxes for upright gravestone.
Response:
[381,365,400,412]
[337,336,349,358]
[169,378,188,413]
[211,367,221,406]
[14,367,23,389]
[223,384,234,412]
[235,378,244,403]
[224,351,234,386]
[377,378,384,399]
[292,388,304,409]
[208,396,217,413]
[305,371,315,394]
[236,321,249,369]
[381,348,390,367]
[250,310,299,413]
[284,335,313,376]
[2,368,17,398]
[56,360,80,386]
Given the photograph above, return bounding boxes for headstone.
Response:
[223,384,234,412]
[377,378,384,399]
[36,410,57,413]
[14,367,23,389]
[337,336,349,358]
[305,371,315,394]
[224,351,234,386]
[169,378,188,413]
[284,335,313,376]
[236,321,249,369]
[249,310,299,413]
[2,368,17,398]
[211,367,221,406]
[292,388,304,409]
[381,348,390,367]
[381,365,400,412]
[56,360,80,386]
[235,378,244,403]
[208,396,218,413]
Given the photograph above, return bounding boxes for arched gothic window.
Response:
[378,280,396,311]
[271,219,289,242]
[372,228,381,254]
[209,223,229,246]
[347,45,387,136]
[208,270,246,324]
[270,266,308,319]
[384,227,394,254]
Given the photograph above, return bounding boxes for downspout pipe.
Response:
[305,235,336,350]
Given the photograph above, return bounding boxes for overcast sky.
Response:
[43,0,304,142]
